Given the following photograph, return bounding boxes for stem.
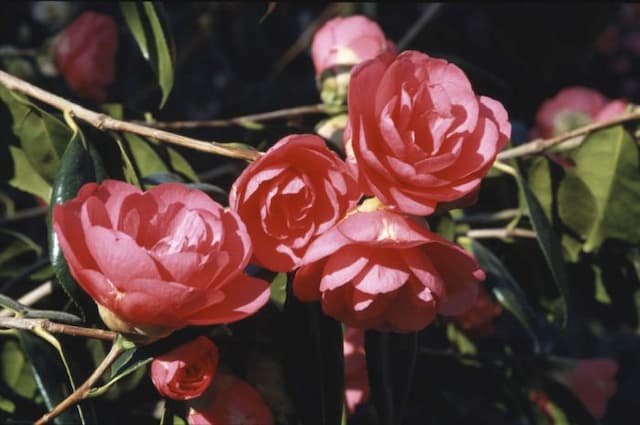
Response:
[465,228,537,240]
[397,3,444,50]
[0,205,48,226]
[497,108,640,160]
[454,208,524,224]
[0,70,261,161]
[34,342,124,425]
[144,104,328,129]
[0,317,116,341]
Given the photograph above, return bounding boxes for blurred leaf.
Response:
[516,169,569,326]
[120,2,176,108]
[8,146,51,201]
[282,289,343,425]
[569,126,640,252]
[471,241,542,352]
[365,331,419,425]
[0,191,15,217]
[592,265,611,304]
[527,157,553,221]
[1,340,37,399]
[17,331,84,424]
[48,128,105,323]
[0,86,71,183]
[0,229,42,279]
[446,322,477,355]
[270,272,287,311]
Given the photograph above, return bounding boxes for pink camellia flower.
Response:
[54,11,118,102]
[230,134,361,272]
[343,327,369,414]
[311,15,394,76]
[52,180,270,338]
[534,86,628,138]
[555,358,618,420]
[345,51,511,216]
[453,286,502,338]
[188,373,274,425]
[151,337,219,401]
[293,205,485,332]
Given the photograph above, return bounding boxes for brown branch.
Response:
[0,70,261,161]
[0,316,116,341]
[144,103,327,129]
[34,342,124,425]
[497,108,640,161]
[465,228,537,240]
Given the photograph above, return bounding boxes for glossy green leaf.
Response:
[569,126,640,252]
[365,331,418,425]
[7,146,51,201]
[17,331,84,424]
[516,169,569,326]
[48,128,106,323]
[282,289,343,425]
[120,2,175,108]
[0,86,71,183]
[557,174,597,241]
[471,241,542,352]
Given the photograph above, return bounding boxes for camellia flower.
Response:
[534,86,628,138]
[52,180,270,338]
[554,358,618,420]
[151,336,219,401]
[53,11,118,102]
[345,50,511,216]
[230,134,361,272]
[453,285,502,338]
[311,15,394,77]
[343,327,369,414]
[187,372,274,425]
[293,204,485,332]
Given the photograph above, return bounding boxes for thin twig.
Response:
[34,342,124,425]
[144,104,327,129]
[465,228,537,240]
[0,316,116,341]
[0,70,261,161]
[397,3,444,50]
[0,281,54,318]
[497,108,640,161]
[0,205,48,226]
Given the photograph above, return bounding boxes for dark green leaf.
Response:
[0,86,71,183]
[471,241,542,352]
[120,2,175,108]
[17,331,83,424]
[568,126,640,252]
[1,340,37,400]
[282,286,343,425]
[0,230,42,279]
[48,130,105,323]
[527,157,553,222]
[269,272,287,311]
[516,168,569,326]
[7,146,51,201]
[365,331,418,425]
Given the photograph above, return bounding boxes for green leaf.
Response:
[365,331,418,425]
[568,126,640,251]
[527,157,553,222]
[17,331,84,425]
[7,146,51,201]
[446,322,477,355]
[1,340,37,399]
[516,168,569,326]
[122,133,198,183]
[557,174,597,242]
[120,2,176,108]
[471,241,542,352]
[0,86,71,183]
[48,128,106,323]
[112,133,142,187]
[269,272,287,311]
[282,288,343,425]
